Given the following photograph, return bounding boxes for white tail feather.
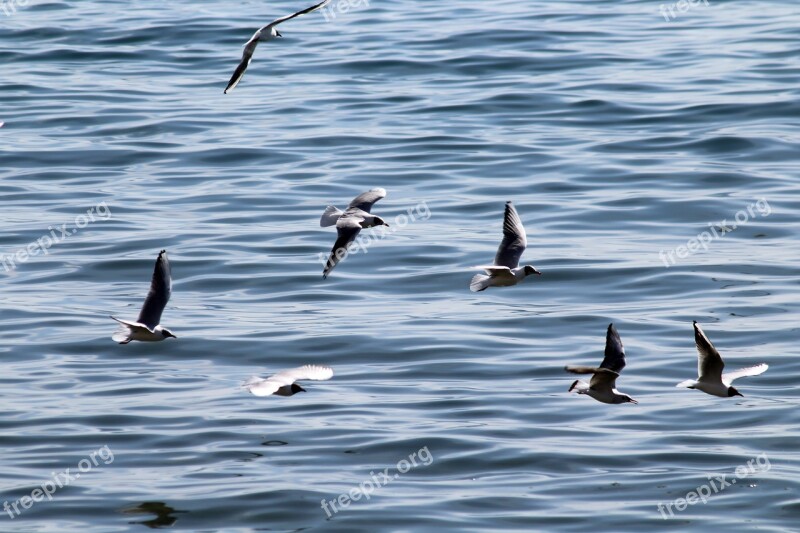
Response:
[320,206,344,227]
[470,273,492,292]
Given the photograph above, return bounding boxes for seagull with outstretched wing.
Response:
[676,321,768,397]
[111,250,177,344]
[243,365,334,396]
[470,201,541,292]
[320,188,389,279]
[565,323,638,405]
[224,0,332,94]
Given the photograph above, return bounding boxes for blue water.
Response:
[1,0,799,531]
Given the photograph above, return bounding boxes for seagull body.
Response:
[111,250,177,344]
[677,321,768,397]
[470,201,541,292]
[224,0,331,93]
[320,188,389,278]
[243,365,333,397]
[565,323,638,405]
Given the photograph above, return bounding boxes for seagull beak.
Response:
[629,399,638,404]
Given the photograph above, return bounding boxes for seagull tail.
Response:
[568,379,588,393]
[676,379,696,389]
[470,273,492,292]
[320,205,344,227]
[111,325,132,344]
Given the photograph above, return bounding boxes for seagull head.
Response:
[523,265,542,276]
[290,383,306,394]
[727,386,743,397]
[372,216,389,228]
[276,30,283,37]
[161,328,177,339]
[623,395,638,404]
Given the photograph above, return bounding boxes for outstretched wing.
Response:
[348,188,387,213]
[599,323,626,374]
[224,32,260,94]
[722,363,768,385]
[323,217,362,278]
[266,0,332,29]
[494,201,527,269]
[565,365,618,392]
[137,250,172,330]
[694,321,724,382]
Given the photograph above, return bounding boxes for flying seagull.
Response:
[224,0,332,94]
[470,201,541,292]
[676,321,768,397]
[320,188,389,278]
[565,323,638,404]
[111,250,177,344]
[243,365,334,396]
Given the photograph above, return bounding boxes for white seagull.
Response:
[565,323,638,405]
[243,365,334,397]
[676,321,768,398]
[111,250,177,344]
[320,188,389,279]
[470,201,541,292]
[224,0,332,94]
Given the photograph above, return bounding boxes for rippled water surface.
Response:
[2,0,800,531]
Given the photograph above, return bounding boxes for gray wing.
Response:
[565,366,618,391]
[323,217,362,278]
[224,35,259,94]
[267,0,332,28]
[494,201,527,269]
[136,250,172,330]
[348,188,386,213]
[694,321,724,382]
[599,323,626,374]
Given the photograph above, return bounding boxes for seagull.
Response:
[111,250,177,344]
[224,0,332,94]
[243,365,334,396]
[676,321,768,397]
[470,201,541,292]
[320,188,389,278]
[565,323,638,405]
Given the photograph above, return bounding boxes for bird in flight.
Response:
[243,365,334,396]
[470,201,541,292]
[111,250,177,344]
[565,323,638,405]
[676,321,768,397]
[224,0,332,94]
[320,188,389,278]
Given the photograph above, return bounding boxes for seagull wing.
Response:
[224,33,260,94]
[348,188,387,213]
[565,366,618,391]
[694,321,724,382]
[272,364,334,383]
[599,323,626,374]
[494,201,527,269]
[323,216,362,278]
[136,250,172,330]
[265,0,332,29]
[474,265,512,275]
[722,363,768,385]
[243,365,333,397]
